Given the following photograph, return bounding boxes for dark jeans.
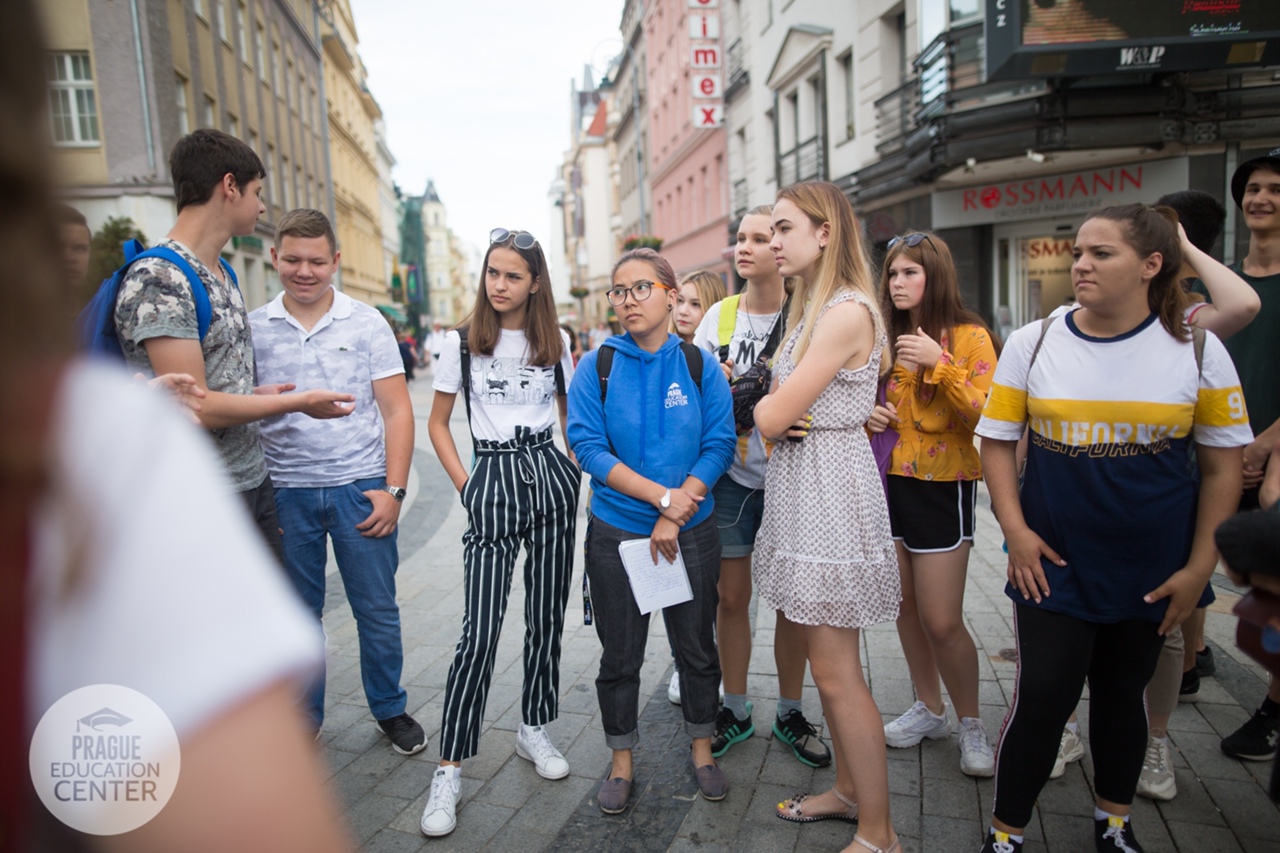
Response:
[239,473,284,567]
[992,603,1166,827]
[586,515,722,749]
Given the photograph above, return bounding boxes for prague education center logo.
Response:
[29,684,180,835]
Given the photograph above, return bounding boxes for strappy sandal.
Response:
[850,833,901,852]
[776,788,859,824]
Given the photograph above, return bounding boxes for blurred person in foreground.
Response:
[0,2,352,850]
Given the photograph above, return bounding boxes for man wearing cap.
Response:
[1204,147,1280,764]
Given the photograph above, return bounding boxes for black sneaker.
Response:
[1177,668,1200,703]
[1195,645,1216,678]
[376,713,427,756]
[773,710,832,768]
[978,828,1023,852]
[1094,815,1143,851]
[711,701,754,758]
[1220,706,1279,761]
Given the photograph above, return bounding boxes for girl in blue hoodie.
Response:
[567,248,736,815]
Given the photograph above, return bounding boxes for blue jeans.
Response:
[274,477,407,726]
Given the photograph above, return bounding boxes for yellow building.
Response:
[319,0,388,308]
[42,0,329,310]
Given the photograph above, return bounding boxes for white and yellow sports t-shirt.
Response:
[976,308,1251,623]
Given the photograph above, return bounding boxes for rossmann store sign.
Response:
[932,158,1189,228]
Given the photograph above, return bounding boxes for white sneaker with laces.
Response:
[1136,735,1177,800]
[516,723,570,780]
[958,718,995,777]
[883,700,954,748]
[1049,726,1085,779]
[420,767,461,837]
[668,670,681,705]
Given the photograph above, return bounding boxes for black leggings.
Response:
[992,603,1166,828]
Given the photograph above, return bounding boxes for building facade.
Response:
[611,0,651,248]
[319,0,388,308]
[45,0,330,309]
[559,71,617,328]
[373,117,402,308]
[643,0,729,279]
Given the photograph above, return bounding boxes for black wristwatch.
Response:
[382,485,407,502]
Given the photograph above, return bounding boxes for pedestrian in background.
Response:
[975,204,1251,853]
[870,230,1000,778]
[249,209,423,756]
[671,268,725,344]
[421,228,579,838]
[752,181,902,852]
[567,248,735,815]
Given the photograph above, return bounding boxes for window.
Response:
[950,0,981,24]
[248,129,259,157]
[299,74,308,123]
[255,22,266,80]
[192,0,205,19]
[271,40,281,91]
[48,52,100,145]
[227,112,239,138]
[285,59,294,109]
[236,2,248,60]
[202,94,215,128]
[213,0,229,44]
[280,154,291,209]
[175,74,190,135]
[266,144,279,207]
[840,50,855,140]
[296,164,305,208]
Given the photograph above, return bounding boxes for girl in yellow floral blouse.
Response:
[867,231,1001,777]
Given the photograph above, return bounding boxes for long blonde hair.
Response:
[774,182,888,372]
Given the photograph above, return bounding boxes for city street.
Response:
[312,380,1280,853]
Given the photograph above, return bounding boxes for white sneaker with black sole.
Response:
[516,724,570,779]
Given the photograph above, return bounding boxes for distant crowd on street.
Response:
[8,2,1280,846]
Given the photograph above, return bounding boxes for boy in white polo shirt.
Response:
[249,209,424,755]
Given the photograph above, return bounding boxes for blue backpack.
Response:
[79,239,238,359]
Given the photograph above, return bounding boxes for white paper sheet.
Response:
[617,538,694,615]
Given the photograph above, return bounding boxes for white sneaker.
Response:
[516,724,570,780]
[420,767,461,837]
[1049,726,1085,779]
[1136,735,1177,801]
[668,670,681,705]
[883,700,954,748]
[958,718,995,777]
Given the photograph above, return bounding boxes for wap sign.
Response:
[690,0,723,129]
[932,157,1190,228]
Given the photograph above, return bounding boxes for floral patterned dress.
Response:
[884,323,997,483]
[752,290,901,629]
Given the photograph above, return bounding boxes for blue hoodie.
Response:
[567,332,735,536]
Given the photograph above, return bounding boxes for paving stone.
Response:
[921,814,983,851]
[346,793,412,845]
[1210,779,1280,843]
[1162,821,1243,852]
[920,776,981,821]
[360,828,427,853]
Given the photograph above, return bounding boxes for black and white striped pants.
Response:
[438,426,581,762]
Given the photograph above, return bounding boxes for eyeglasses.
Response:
[606,280,673,306]
[887,233,936,252]
[490,228,538,251]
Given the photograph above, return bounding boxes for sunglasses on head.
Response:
[490,228,538,251]
[887,233,936,251]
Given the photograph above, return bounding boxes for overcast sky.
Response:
[356,0,625,285]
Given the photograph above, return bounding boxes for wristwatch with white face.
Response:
[382,485,407,502]
[659,489,671,509]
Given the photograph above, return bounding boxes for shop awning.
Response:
[376,304,407,324]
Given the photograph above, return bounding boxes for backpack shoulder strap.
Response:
[1192,326,1206,381]
[680,341,704,397]
[554,361,566,397]
[218,258,239,289]
[595,345,615,406]
[1027,314,1057,374]
[717,294,740,363]
[134,246,215,341]
[457,327,476,453]
[759,293,792,363]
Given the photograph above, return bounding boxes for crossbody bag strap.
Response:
[457,327,477,454]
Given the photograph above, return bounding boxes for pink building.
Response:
[644,0,729,280]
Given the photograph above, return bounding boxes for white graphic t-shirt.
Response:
[433,327,575,442]
[694,297,783,490]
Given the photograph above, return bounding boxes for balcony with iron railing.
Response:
[777,136,825,187]
[726,38,749,100]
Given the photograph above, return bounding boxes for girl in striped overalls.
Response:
[420,229,580,838]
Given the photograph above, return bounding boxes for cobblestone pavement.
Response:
[313,380,1280,852]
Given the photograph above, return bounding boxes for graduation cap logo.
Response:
[75,708,133,732]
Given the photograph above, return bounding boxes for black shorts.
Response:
[886,476,976,553]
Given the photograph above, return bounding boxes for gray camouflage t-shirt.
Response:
[114,239,267,492]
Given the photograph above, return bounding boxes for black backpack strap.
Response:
[554,361,566,396]
[595,345,615,406]
[680,342,704,397]
[457,327,477,453]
